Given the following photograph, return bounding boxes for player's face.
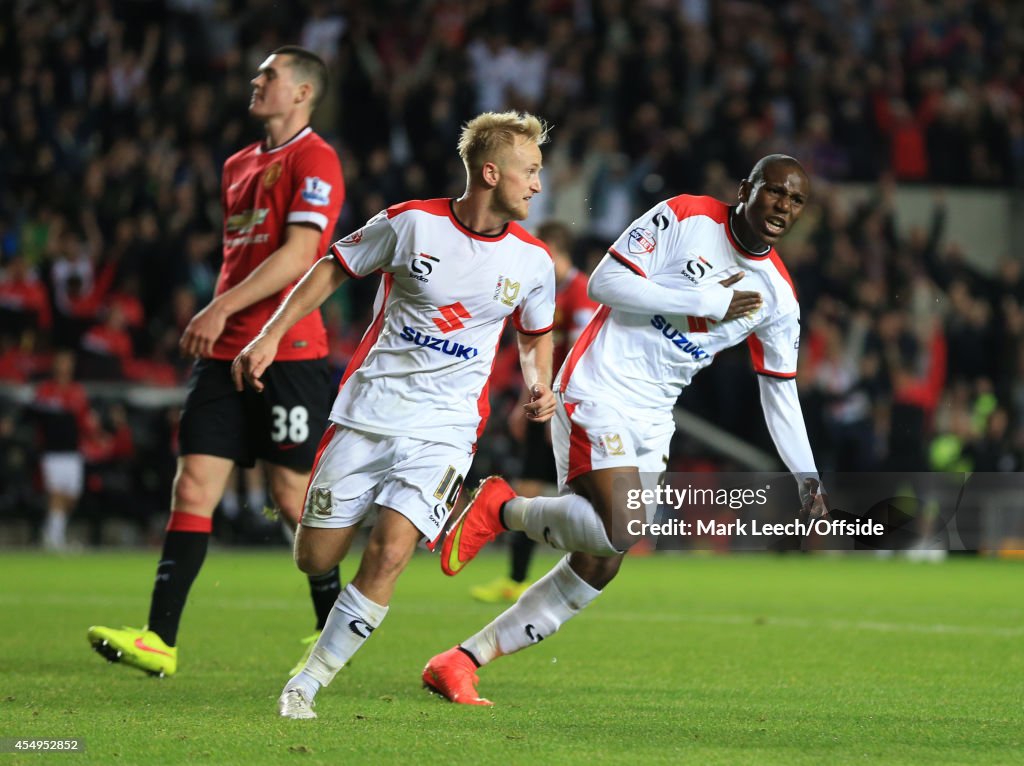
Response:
[493,139,543,222]
[739,162,809,246]
[249,54,298,120]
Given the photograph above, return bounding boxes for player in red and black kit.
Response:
[88,46,345,677]
[471,221,598,604]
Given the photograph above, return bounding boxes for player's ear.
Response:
[481,160,500,189]
[738,179,752,204]
[295,81,313,106]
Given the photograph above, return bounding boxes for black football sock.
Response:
[308,567,342,631]
[147,519,211,646]
[510,531,536,583]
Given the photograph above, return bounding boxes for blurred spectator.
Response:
[0,255,51,339]
[29,350,91,550]
[2,0,1024,543]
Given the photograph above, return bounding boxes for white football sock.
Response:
[502,494,620,555]
[461,555,601,666]
[44,510,68,548]
[286,583,388,698]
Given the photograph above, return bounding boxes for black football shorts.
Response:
[179,358,332,470]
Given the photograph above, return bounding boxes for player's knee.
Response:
[361,538,413,582]
[172,468,215,515]
[569,552,623,590]
[294,544,333,576]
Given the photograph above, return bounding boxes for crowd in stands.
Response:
[1,0,1023,542]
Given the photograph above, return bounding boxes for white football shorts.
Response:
[553,394,673,494]
[41,452,85,497]
[300,425,474,546]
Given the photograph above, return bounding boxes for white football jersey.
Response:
[557,194,801,418]
[328,198,555,450]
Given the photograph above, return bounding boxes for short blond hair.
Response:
[457,111,550,175]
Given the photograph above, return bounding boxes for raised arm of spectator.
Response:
[920,194,949,289]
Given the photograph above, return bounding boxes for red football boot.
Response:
[440,476,515,576]
[422,647,493,706]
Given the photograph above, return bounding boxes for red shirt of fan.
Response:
[552,268,598,371]
[212,127,344,360]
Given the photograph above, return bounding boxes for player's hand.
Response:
[799,477,830,523]
[180,302,228,359]
[718,272,762,321]
[232,334,280,393]
[523,383,556,423]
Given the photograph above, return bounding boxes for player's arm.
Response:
[181,224,323,358]
[516,330,556,423]
[588,255,761,321]
[758,375,828,520]
[231,255,347,393]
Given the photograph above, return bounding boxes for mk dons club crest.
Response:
[600,433,626,457]
[494,275,521,307]
[307,487,332,519]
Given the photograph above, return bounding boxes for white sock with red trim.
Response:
[461,555,601,665]
[502,494,620,555]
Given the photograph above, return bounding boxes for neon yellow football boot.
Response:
[469,576,531,604]
[289,631,321,676]
[87,625,177,677]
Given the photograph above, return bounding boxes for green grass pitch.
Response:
[0,549,1020,764]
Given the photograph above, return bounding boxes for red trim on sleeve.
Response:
[514,318,554,336]
[747,332,766,370]
[166,511,213,534]
[608,248,647,278]
[558,305,611,393]
[563,401,594,483]
[747,333,796,378]
[339,274,393,388]
[329,245,362,279]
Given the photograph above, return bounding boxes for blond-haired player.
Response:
[233,111,558,719]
